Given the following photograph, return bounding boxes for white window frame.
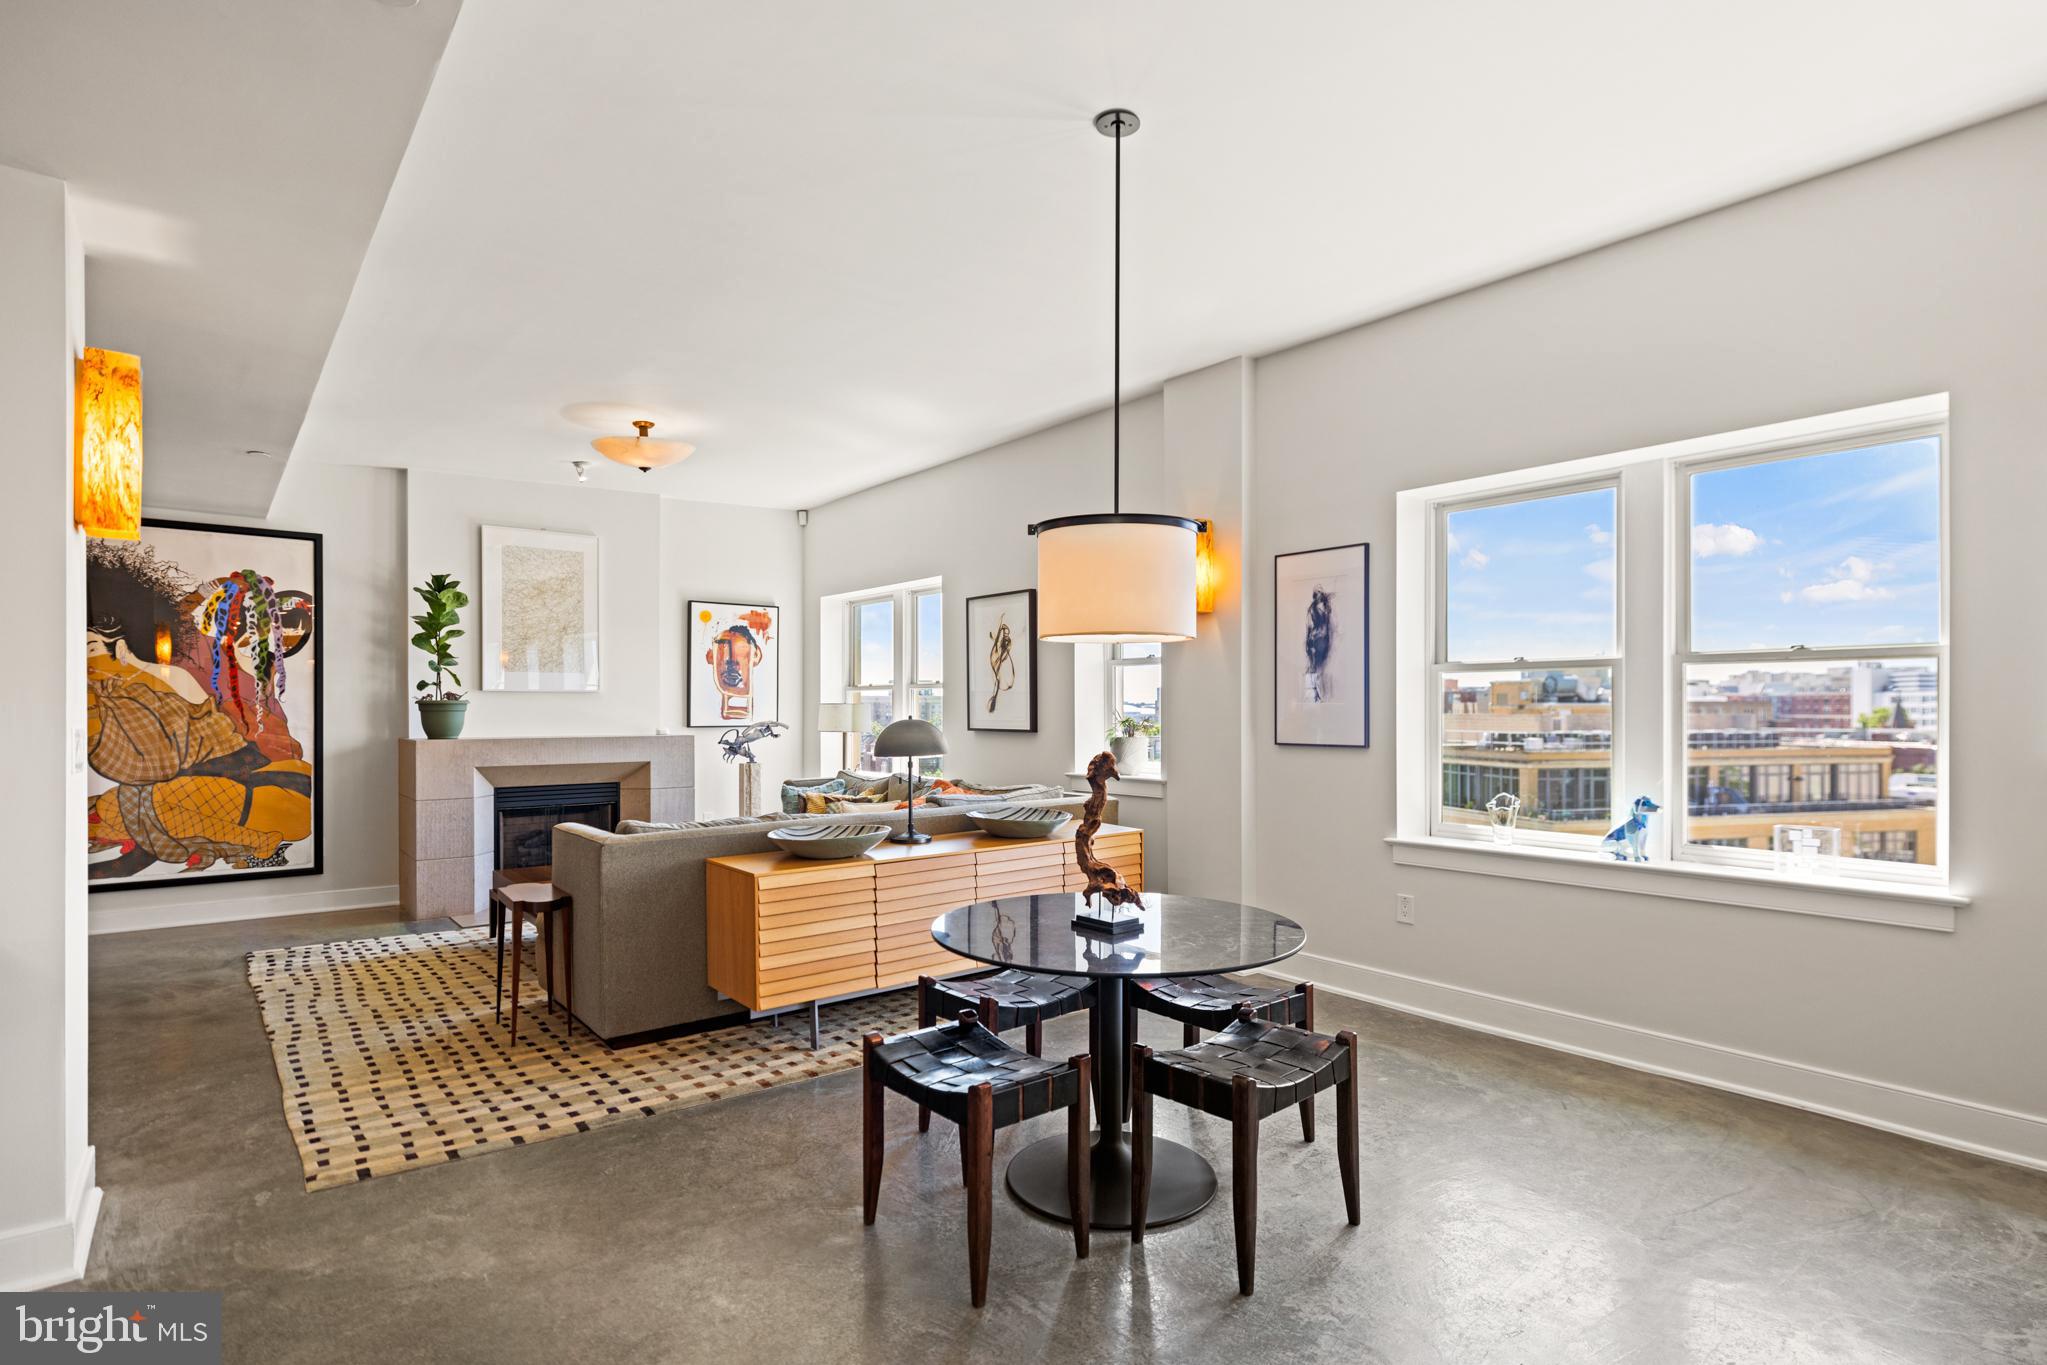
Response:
[1393,394,1959,925]
[841,582,943,770]
[1429,474,1622,851]
[1671,419,1949,887]
[1105,643,1165,774]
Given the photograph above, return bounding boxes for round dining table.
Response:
[931,892,1306,1229]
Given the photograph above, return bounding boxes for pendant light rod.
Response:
[1096,107,1138,514]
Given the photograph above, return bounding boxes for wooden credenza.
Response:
[704,824,1144,1013]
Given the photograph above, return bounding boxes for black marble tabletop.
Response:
[931,893,1306,979]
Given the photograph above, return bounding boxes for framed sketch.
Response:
[85,518,322,890]
[1275,542,1369,748]
[966,589,1037,732]
[689,601,781,726]
[481,526,600,691]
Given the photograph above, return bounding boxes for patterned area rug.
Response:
[248,926,918,1190]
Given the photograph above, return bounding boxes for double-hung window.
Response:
[1413,396,1948,893]
[1106,642,1164,772]
[844,583,943,771]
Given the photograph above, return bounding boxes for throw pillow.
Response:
[782,777,845,814]
[825,797,893,815]
[615,820,681,834]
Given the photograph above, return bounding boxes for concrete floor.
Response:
[74,908,2047,1365]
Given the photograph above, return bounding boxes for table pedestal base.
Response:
[1006,1131,1215,1231]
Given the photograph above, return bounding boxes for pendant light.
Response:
[1028,109,1204,644]
[591,419,693,473]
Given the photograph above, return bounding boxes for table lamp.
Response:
[872,717,945,844]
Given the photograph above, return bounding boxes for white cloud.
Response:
[1461,548,1489,570]
[1692,522,1761,558]
[1585,523,1611,546]
[1795,555,1894,604]
[1583,557,1615,585]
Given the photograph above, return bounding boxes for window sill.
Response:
[1384,835,1964,932]
[1067,771,1166,799]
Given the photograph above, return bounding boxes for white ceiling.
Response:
[0,0,459,514]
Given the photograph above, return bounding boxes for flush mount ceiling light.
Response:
[591,419,692,473]
[1029,109,1204,644]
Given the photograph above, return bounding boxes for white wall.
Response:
[658,497,805,816]
[97,467,805,929]
[1245,104,2047,1163]
[802,399,1172,877]
[0,163,96,1289]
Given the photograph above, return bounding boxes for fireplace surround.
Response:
[396,734,694,919]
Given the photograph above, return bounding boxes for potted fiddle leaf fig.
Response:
[412,572,470,739]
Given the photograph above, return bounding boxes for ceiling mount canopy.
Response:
[1029,109,1203,644]
[591,418,693,473]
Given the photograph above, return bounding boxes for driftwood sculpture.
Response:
[1074,750,1144,909]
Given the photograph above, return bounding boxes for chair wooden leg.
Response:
[1025,1016,1043,1057]
[506,908,523,1045]
[562,910,575,1039]
[1337,1027,1361,1226]
[1183,1022,1200,1048]
[964,1083,994,1308]
[1232,1073,1259,1296]
[861,1034,885,1225]
[1067,1053,1091,1259]
[493,899,507,1024]
[915,978,933,1133]
[1299,983,1318,1143]
[541,910,558,1019]
[1130,1044,1153,1242]
[1123,995,1137,1122]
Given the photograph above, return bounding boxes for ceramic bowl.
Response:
[767,823,891,860]
[967,804,1073,840]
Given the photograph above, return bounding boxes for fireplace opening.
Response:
[493,782,620,871]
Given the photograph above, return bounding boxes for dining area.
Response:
[859,888,1360,1305]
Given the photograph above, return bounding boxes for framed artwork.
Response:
[689,601,781,726]
[966,589,1037,732]
[481,526,600,691]
[1275,542,1369,748]
[85,518,322,890]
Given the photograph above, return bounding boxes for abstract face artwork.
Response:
[1275,543,1369,748]
[85,520,321,888]
[966,590,1037,732]
[689,602,780,727]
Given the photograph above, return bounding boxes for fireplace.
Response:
[493,782,620,871]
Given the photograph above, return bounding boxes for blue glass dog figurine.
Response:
[1602,796,1661,861]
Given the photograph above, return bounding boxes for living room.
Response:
[6,3,2047,1361]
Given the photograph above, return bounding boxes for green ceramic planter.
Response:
[416,698,468,740]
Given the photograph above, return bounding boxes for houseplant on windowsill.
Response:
[412,572,470,740]
[1106,715,1161,772]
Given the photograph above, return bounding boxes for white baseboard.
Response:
[89,884,401,936]
[1252,950,2047,1174]
[0,1146,99,1291]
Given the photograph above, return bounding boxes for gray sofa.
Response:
[548,797,1115,1042]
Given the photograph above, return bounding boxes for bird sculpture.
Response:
[717,721,787,765]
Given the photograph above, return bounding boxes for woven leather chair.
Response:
[863,1009,1091,1306]
[916,971,1095,1131]
[1127,976,1316,1137]
[1131,1007,1359,1295]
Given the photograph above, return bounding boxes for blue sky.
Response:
[1444,438,1940,660]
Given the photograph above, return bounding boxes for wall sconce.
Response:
[1194,521,1219,614]
[74,347,143,540]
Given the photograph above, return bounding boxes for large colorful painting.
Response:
[966,589,1036,732]
[85,519,321,889]
[481,525,600,691]
[1274,542,1369,748]
[688,601,780,727]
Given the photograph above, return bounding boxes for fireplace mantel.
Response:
[396,734,695,919]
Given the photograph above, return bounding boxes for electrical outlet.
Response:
[1395,893,1416,925]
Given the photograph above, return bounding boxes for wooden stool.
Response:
[490,881,574,1045]
[1127,976,1316,1135]
[863,1009,1091,1307]
[1131,1006,1359,1295]
[917,971,1095,1131]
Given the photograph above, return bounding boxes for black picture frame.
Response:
[1274,542,1369,748]
[87,516,325,891]
[687,600,782,728]
[965,589,1038,733]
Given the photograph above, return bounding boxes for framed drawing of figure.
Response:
[85,518,323,889]
[689,601,780,726]
[966,589,1036,732]
[1274,542,1369,748]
